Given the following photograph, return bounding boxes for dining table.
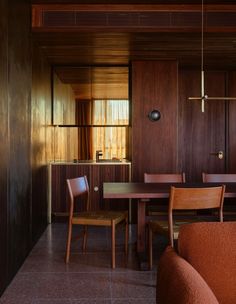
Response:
[103,181,236,270]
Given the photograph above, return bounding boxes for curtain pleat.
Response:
[76,99,93,160]
[92,99,129,160]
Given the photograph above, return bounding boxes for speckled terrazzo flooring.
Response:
[0,223,165,304]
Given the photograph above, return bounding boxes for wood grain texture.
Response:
[0,0,8,295]
[31,3,236,70]
[228,71,236,173]
[51,163,130,216]
[7,0,32,284]
[31,45,52,242]
[0,0,32,294]
[178,69,226,182]
[32,4,236,31]
[132,60,178,182]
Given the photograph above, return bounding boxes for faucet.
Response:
[96,150,103,162]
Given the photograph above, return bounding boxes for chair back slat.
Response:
[169,186,225,210]
[144,173,185,183]
[202,172,236,183]
[67,175,89,199]
[67,176,90,211]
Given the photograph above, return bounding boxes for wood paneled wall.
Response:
[0,0,32,294]
[131,61,178,182]
[178,69,226,182]
[0,0,78,295]
[8,0,32,279]
[228,71,236,172]
[31,45,53,241]
[131,62,236,184]
[0,0,8,293]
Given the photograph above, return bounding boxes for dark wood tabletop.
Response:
[103,182,236,199]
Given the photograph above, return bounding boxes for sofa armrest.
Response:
[178,222,236,304]
[156,246,219,304]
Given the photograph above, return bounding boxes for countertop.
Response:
[50,159,131,165]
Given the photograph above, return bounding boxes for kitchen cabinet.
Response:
[49,162,131,222]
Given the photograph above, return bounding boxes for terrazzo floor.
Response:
[0,223,166,304]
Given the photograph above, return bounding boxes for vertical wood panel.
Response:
[5,0,32,288]
[178,70,226,182]
[31,45,52,242]
[0,0,8,294]
[228,71,236,172]
[132,61,178,182]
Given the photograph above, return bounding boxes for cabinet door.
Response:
[51,164,90,215]
[50,164,131,218]
[90,164,131,211]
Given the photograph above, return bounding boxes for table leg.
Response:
[137,199,146,252]
[137,199,149,270]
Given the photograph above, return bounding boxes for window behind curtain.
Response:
[92,99,129,160]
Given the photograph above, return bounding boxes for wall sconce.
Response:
[148,109,161,122]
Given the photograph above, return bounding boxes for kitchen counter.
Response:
[48,161,131,223]
[50,159,131,165]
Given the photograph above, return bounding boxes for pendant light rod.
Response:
[188,0,236,112]
[201,0,204,97]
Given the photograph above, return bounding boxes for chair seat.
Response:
[72,210,128,226]
[149,219,197,239]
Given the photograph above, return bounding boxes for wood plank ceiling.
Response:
[32,2,236,96]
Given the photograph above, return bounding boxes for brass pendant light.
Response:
[188,0,236,112]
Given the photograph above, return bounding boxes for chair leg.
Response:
[82,225,88,252]
[148,223,153,270]
[111,221,116,269]
[125,215,129,255]
[65,222,72,263]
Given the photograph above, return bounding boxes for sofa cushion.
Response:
[178,222,236,304]
[156,246,219,304]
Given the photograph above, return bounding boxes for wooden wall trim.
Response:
[32,4,236,33]
[32,4,236,12]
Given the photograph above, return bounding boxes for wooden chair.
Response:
[148,185,225,270]
[65,175,129,269]
[202,172,236,183]
[144,173,186,183]
[144,173,186,216]
[202,172,236,219]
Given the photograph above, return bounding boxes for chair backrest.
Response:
[168,185,225,246]
[67,176,90,213]
[144,172,186,183]
[202,172,236,183]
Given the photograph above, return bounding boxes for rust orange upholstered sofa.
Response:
[156,222,236,304]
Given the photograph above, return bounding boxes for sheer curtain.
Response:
[92,99,129,160]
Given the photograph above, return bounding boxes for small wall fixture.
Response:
[148,109,161,122]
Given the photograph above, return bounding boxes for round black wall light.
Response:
[148,109,161,122]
